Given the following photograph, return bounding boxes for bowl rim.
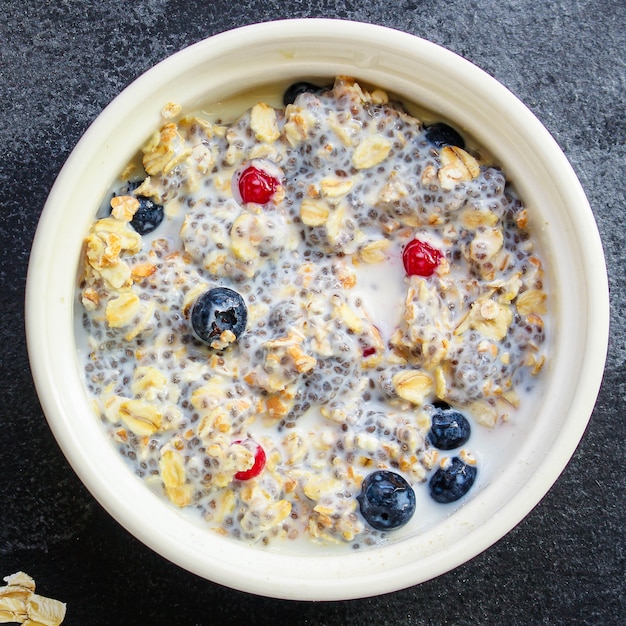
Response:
[26,18,609,600]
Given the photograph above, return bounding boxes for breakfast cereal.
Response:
[77,77,549,547]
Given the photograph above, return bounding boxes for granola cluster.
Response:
[78,77,548,547]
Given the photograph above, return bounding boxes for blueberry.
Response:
[190,287,247,346]
[428,401,471,450]
[113,181,165,235]
[424,122,466,149]
[130,195,165,235]
[282,81,325,106]
[357,470,416,531]
[429,457,477,504]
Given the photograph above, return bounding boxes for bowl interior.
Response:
[25,19,609,600]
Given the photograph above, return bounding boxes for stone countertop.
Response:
[1,1,624,624]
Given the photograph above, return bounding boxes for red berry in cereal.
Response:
[237,165,280,204]
[233,439,266,480]
[402,238,443,277]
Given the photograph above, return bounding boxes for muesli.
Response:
[77,77,548,547]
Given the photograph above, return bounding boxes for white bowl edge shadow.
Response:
[25,20,609,600]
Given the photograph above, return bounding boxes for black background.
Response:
[1,1,624,624]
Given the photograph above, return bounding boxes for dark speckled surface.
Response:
[1,1,624,624]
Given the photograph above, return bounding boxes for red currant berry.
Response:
[233,439,266,480]
[402,239,443,277]
[237,166,280,204]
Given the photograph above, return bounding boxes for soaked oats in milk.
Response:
[78,77,549,547]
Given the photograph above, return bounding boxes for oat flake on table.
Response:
[0,572,66,625]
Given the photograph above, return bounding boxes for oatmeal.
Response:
[77,77,549,547]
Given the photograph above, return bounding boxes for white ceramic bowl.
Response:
[26,19,609,600]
